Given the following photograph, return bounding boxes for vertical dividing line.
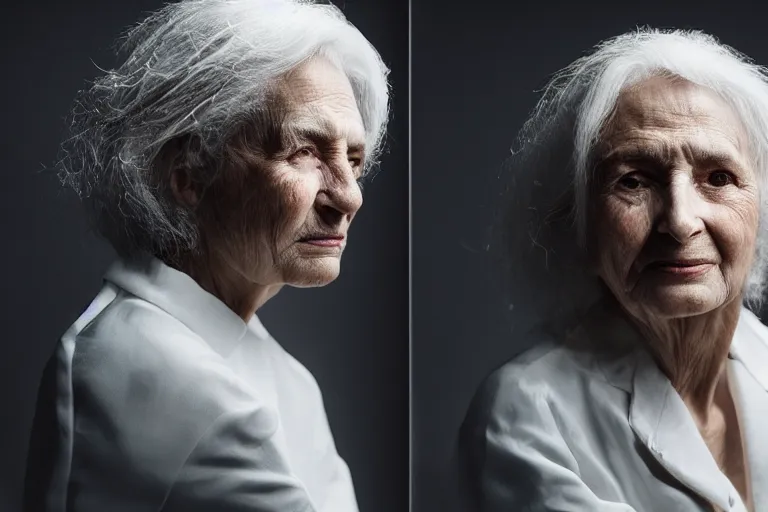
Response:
[407,0,413,510]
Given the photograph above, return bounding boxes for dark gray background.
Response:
[412,1,768,511]
[0,1,407,511]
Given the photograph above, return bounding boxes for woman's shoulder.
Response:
[75,289,225,378]
[459,339,592,463]
[247,316,324,402]
[68,284,273,440]
[467,325,637,427]
[62,287,280,491]
[732,307,768,382]
[737,306,768,345]
[481,335,598,395]
[484,339,563,389]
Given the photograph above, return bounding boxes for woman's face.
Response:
[590,76,760,319]
[201,57,366,289]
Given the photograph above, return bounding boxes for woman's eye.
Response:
[618,175,643,190]
[708,171,733,187]
[288,147,318,165]
[295,147,314,158]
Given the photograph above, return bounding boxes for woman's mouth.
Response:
[299,235,345,247]
[645,260,716,278]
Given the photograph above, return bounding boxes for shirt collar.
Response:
[104,256,250,357]
[629,350,736,510]
[586,303,768,392]
[728,308,768,510]
[729,307,768,392]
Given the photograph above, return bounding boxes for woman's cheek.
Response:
[599,202,650,279]
[601,199,648,248]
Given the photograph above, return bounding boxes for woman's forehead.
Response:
[276,60,365,144]
[598,77,750,162]
[279,59,358,111]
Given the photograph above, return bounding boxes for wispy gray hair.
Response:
[494,28,768,334]
[58,0,390,260]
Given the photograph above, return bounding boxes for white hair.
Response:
[495,28,768,334]
[58,0,390,260]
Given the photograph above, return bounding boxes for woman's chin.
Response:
[283,259,341,288]
[632,284,724,319]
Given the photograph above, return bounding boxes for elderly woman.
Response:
[23,1,389,512]
[460,29,768,512]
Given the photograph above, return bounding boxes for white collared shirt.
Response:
[461,302,768,512]
[40,257,357,512]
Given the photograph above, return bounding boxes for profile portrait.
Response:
[14,1,407,511]
[460,29,768,512]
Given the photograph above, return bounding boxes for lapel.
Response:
[595,304,768,511]
[728,308,768,511]
[629,350,737,511]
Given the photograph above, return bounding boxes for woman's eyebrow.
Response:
[598,144,670,167]
[683,146,746,171]
[283,116,366,150]
[596,143,745,172]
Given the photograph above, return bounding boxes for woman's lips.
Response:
[300,236,344,247]
[645,261,716,278]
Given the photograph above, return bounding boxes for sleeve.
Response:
[161,406,316,512]
[458,373,638,512]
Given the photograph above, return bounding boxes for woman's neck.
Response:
[624,298,742,421]
[167,248,283,323]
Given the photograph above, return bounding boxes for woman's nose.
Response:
[316,162,364,223]
[656,175,705,242]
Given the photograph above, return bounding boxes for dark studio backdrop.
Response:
[412,1,768,511]
[0,1,408,511]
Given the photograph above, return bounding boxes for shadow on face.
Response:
[589,76,760,320]
[193,57,368,291]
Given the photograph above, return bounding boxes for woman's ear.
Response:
[158,135,206,209]
[170,166,200,208]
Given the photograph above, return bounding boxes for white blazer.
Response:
[29,257,357,512]
[461,301,768,512]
